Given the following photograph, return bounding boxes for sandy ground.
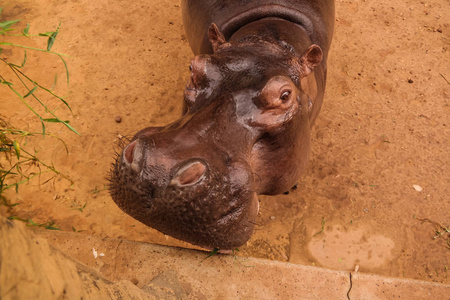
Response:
[1,0,449,285]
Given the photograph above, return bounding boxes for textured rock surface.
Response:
[0,217,153,299]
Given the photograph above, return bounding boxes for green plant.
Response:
[312,217,326,237]
[415,216,450,250]
[0,7,76,208]
[72,202,87,213]
[231,248,254,268]
[7,215,61,230]
[90,184,107,194]
[201,247,220,262]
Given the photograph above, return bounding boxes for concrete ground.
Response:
[39,230,450,299]
[2,217,448,300]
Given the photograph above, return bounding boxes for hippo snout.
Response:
[110,131,259,250]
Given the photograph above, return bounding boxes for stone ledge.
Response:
[36,227,450,299]
[2,216,449,299]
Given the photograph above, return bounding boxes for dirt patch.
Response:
[1,0,449,284]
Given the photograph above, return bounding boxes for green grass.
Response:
[0,6,76,227]
[312,217,326,237]
[414,216,450,250]
[7,215,61,230]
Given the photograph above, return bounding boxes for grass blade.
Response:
[20,50,27,67]
[5,66,79,135]
[7,216,28,222]
[1,80,13,85]
[45,225,61,230]
[40,118,46,136]
[23,85,37,98]
[46,22,60,51]
[39,31,53,37]
[47,31,57,51]
[42,118,69,123]
[58,54,69,86]
[22,23,30,35]
[43,118,77,135]
[3,80,40,118]
[201,248,219,262]
[61,121,78,135]
[51,74,58,90]
[10,65,73,113]
[12,140,20,159]
[0,42,71,57]
[0,20,20,30]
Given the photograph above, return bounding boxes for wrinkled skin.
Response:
[110,15,331,250]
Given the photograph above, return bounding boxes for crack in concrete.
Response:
[112,240,124,278]
[347,272,353,300]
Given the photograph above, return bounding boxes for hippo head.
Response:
[110,23,323,250]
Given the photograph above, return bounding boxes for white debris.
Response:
[413,184,423,192]
[92,248,105,259]
[354,264,360,272]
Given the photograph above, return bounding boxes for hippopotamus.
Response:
[109,0,334,251]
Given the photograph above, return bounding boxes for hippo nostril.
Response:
[172,161,207,186]
[124,140,137,164]
[123,140,143,172]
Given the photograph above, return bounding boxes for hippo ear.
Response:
[299,44,323,77]
[208,23,230,52]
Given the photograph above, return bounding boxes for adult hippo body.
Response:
[110,0,335,250]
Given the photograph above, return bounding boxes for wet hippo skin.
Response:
[109,0,335,251]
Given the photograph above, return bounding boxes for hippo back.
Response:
[181,0,334,60]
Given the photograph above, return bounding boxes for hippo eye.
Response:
[280,90,291,102]
[189,64,193,72]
